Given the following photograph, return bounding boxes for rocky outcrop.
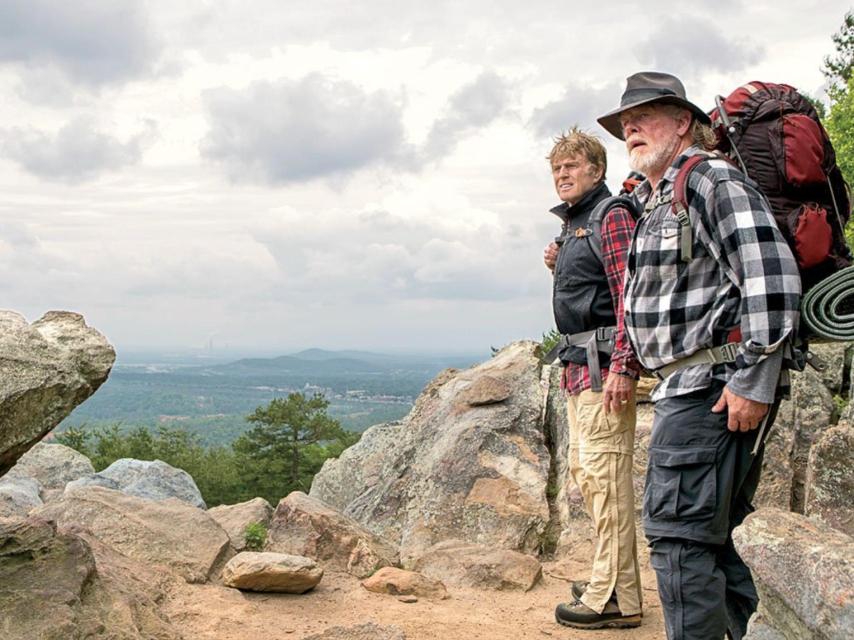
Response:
[361,567,448,600]
[412,540,542,591]
[804,421,854,536]
[208,496,273,551]
[68,458,206,508]
[266,491,398,578]
[35,485,231,583]
[734,508,854,640]
[0,476,42,518]
[5,442,95,494]
[311,342,550,565]
[303,623,406,640]
[0,311,114,477]
[0,516,181,640]
[222,551,323,593]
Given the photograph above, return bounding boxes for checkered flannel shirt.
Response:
[624,146,801,401]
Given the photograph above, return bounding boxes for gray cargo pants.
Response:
[643,382,778,640]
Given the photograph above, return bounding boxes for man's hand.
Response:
[544,242,559,271]
[711,386,769,432]
[603,374,635,414]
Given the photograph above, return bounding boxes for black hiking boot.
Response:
[554,599,642,630]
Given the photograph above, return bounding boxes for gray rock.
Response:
[0,516,181,640]
[733,508,854,640]
[6,442,94,491]
[805,421,854,536]
[808,341,852,395]
[311,342,550,565]
[0,476,43,518]
[744,613,787,640]
[0,311,114,477]
[208,496,273,551]
[222,551,323,593]
[70,458,206,508]
[413,539,542,591]
[35,486,231,583]
[266,491,397,578]
[302,623,406,640]
[65,474,120,492]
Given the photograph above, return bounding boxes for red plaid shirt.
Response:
[563,204,640,395]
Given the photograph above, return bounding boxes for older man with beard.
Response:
[597,72,801,640]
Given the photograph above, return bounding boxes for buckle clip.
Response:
[715,343,739,364]
[595,327,610,342]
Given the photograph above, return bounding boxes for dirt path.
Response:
[164,546,664,640]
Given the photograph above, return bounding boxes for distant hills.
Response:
[59,348,485,444]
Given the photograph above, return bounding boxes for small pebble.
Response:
[397,595,418,603]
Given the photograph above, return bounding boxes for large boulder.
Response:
[412,540,542,591]
[0,476,43,518]
[35,485,231,583]
[804,421,854,536]
[5,442,95,496]
[208,496,273,551]
[755,366,836,512]
[0,516,181,640]
[0,311,114,477]
[67,458,206,508]
[266,491,397,578]
[222,551,323,593]
[733,508,854,640]
[311,342,550,564]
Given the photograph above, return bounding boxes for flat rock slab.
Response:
[208,497,273,551]
[303,622,406,640]
[413,540,542,591]
[733,508,854,640]
[222,551,322,593]
[266,491,398,578]
[361,567,448,600]
[0,311,115,477]
[35,485,231,583]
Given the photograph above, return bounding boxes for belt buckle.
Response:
[595,327,610,342]
[717,343,738,363]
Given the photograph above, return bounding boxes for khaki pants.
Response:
[567,387,642,615]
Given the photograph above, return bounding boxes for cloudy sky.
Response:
[0,1,847,354]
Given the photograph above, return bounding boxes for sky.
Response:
[0,1,848,354]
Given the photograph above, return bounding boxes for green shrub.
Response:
[244,522,268,551]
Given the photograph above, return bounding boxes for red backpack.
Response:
[674,82,852,293]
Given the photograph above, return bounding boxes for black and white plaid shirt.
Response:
[624,146,801,401]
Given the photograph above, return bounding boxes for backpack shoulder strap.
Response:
[587,195,641,265]
[672,154,713,263]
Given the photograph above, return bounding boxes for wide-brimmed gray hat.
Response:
[597,71,710,140]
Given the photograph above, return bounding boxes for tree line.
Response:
[55,392,359,508]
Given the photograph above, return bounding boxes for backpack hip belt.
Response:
[652,342,739,381]
[547,327,617,392]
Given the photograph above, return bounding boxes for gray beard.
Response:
[629,135,681,177]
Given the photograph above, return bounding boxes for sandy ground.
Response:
[163,542,664,640]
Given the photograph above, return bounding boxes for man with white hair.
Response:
[597,72,801,640]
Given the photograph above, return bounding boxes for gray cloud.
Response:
[0,0,159,86]
[528,83,621,140]
[0,117,155,183]
[201,74,413,184]
[634,16,764,76]
[422,71,513,160]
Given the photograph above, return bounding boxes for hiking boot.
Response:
[554,599,642,630]
[570,580,589,600]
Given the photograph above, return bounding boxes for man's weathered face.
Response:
[551,153,601,205]
[619,105,685,178]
